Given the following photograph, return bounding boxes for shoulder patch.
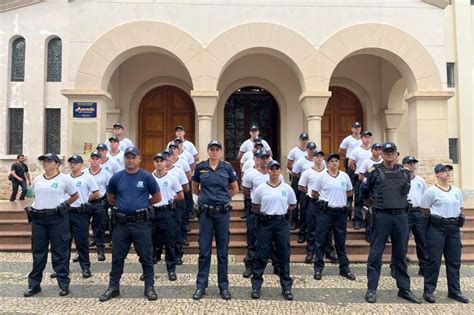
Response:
[223,160,231,165]
[367,167,375,173]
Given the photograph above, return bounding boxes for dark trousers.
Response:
[185,185,193,218]
[408,210,427,272]
[367,212,410,291]
[10,179,27,201]
[353,179,363,222]
[91,203,107,250]
[173,200,186,259]
[109,220,154,288]
[196,210,230,290]
[152,208,177,272]
[314,210,350,272]
[290,177,300,225]
[69,212,91,271]
[298,193,309,239]
[28,213,71,290]
[244,199,258,269]
[252,216,292,291]
[345,166,356,208]
[306,200,335,257]
[424,221,462,295]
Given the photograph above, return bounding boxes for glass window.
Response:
[11,38,25,82]
[8,108,24,154]
[47,38,62,82]
[447,63,455,88]
[45,109,61,154]
[449,138,458,164]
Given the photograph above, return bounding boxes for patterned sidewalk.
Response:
[0,252,473,314]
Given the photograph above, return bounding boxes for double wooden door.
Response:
[138,86,195,171]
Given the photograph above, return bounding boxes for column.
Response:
[383,109,404,143]
[191,90,219,156]
[299,91,331,146]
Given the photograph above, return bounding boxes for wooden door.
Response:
[224,86,280,180]
[321,86,363,166]
[138,86,195,171]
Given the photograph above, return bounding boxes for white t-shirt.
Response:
[359,157,382,176]
[408,175,427,208]
[167,166,189,187]
[107,151,125,170]
[349,146,372,174]
[252,181,297,215]
[172,157,191,173]
[312,170,353,208]
[32,173,78,210]
[298,166,326,197]
[105,138,134,152]
[242,159,256,174]
[152,171,183,207]
[339,135,362,157]
[239,138,271,153]
[287,146,306,163]
[292,156,313,175]
[242,169,284,199]
[84,167,112,197]
[69,172,100,206]
[183,140,198,156]
[101,157,121,175]
[240,151,254,165]
[179,150,195,166]
[420,185,463,218]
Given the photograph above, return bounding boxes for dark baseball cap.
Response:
[96,143,108,151]
[68,154,84,164]
[371,143,382,150]
[314,150,325,157]
[175,125,185,131]
[113,123,124,129]
[268,160,281,169]
[327,153,340,162]
[352,122,362,128]
[162,149,171,157]
[90,150,101,158]
[250,124,259,131]
[254,142,264,149]
[361,130,372,137]
[207,140,222,149]
[108,136,120,143]
[253,136,263,144]
[306,142,317,150]
[154,153,166,161]
[173,137,184,143]
[402,156,419,164]
[38,153,60,163]
[434,163,453,173]
[168,142,179,149]
[259,150,270,158]
[254,150,264,158]
[299,132,309,140]
[381,142,397,152]
[124,146,140,156]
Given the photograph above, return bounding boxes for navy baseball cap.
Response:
[90,150,101,158]
[352,122,362,128]
[254,150,264,158]
[108,136,120,142]
[175,125,185,131]
[113,123,124,129]
[207,140,222,149]
[38,153,60,163]
[68,154,84,164]
[371,143,382,150]
[381,142,397,152]
[327,153,340,162]
[253,136,263,144]
[250,124,259,131]
[124,146,140,156]
[168,142,179,149]
[268,160,281,169]
[299,132,309,140]
[434,163,453,173]
[173,137,184,143]
[314,150,325,157]
[154,153,166,161]
[402,156,419,164]
[306,142,317,150]
[254,142,264,149]
[258,150,270,158]
[361,130,373,137]
[96,143,108,151]
[162,149,171,157]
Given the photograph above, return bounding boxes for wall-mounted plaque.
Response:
[73,102,97,118]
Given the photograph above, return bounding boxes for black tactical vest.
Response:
[373,164,410,210]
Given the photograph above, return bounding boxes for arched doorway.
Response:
[224,86,280,177]
[138,85,195,171]
[321,86,364,160]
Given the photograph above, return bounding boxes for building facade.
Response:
[0,0,472,197]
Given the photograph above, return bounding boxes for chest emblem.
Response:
[51,182,59,189]
[137,181,144,188]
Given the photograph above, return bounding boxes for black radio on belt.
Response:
[317,200,329,212]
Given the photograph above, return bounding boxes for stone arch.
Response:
[302,23,442,92]
[201,23,311,91]
[74,21,202,91]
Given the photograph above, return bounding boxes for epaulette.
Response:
[223,160,232,165]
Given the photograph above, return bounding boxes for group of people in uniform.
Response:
[22,122,469,304]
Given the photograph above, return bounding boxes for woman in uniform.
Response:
[420,163,469,304]
[24,153,79,297]
[191,140,239,300]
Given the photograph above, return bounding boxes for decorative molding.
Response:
[421,0,450,9]
[0,0,42,13]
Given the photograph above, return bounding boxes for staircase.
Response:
[1,199,474,263]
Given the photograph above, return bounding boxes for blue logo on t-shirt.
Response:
[76,181,82,188]
[417,182,422,189]
[163,181,169,188]
[281,191,287,197]
[51,182,59,189]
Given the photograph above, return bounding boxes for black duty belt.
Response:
[199,203,232,212]
[430,214,460,226]
[89,196,106,205]
[327,206,347,213]
[153,205,172,212]
[28,208,58,218]
[408,205,421,213]
[70,206,89,214]
[258,213,288,222]
[114,208,153,223]
[374,208,407,215]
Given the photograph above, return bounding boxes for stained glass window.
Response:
[8,108,23,154]
[45,109,61,154]
[47,38,62,82]
[11,38,25,82]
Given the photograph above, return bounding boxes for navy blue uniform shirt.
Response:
[107,169,160,214]
[192,160,237,206]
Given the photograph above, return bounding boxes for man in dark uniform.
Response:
[9,154,31,201]
[99,147,161,302]
[361,142,421,304]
